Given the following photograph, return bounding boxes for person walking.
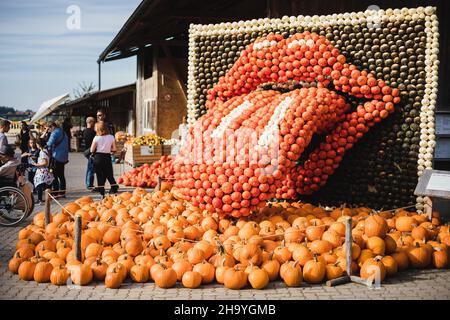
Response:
[18,121,31,153]
[0,119,11,149]
[62,117,72,153]
[30,138,54,205]
[96,108,115,136]
[18,121,32,163]
[46,122,69,198]
[82,117,96,191]
[90,121,118,197]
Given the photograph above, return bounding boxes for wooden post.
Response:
[424,196,433,220]
[44,189,51,226]
[350,276,373,287]
[345,217,352,276]
[155,176,162,191]
[326,217,353,286]
[326,216,374,287]
[74,215,82,262]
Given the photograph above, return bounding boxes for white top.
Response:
[91,135,115,154]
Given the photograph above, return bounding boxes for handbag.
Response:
[83,149,91,159]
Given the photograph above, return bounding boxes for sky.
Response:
[0,0,141,111]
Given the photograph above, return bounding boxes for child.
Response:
[31,138,54,204]
[21,138,39,186]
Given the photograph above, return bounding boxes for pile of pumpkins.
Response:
[117,156,174,188]
[8,187,449,290]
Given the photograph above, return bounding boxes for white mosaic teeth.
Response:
[258,96,293,147]
[211,100,252,139]
[287,38,315,49]
[253,40,278,50]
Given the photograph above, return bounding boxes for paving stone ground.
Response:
[1,153,450,300]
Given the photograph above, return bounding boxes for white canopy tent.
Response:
[30,93,70,124]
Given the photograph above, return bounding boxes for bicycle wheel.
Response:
[0,187,30,226]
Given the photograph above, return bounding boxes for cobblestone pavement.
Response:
[1,153,450,300]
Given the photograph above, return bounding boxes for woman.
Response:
[90,121,118,197]
[40,123,51,143]
[46,122,69,198]
[83,117,96,190]
[62,117,72,153]
[18,121,31,156]
[31,138,54,205]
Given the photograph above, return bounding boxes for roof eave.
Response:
[97,0,153,63]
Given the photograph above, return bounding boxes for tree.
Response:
[73,81,96,99]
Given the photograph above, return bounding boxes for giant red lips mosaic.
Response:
[171,31,400,218]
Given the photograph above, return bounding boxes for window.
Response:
[143,98,157,133]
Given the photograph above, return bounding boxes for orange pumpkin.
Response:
[325,262,344,280]
[18,260,36,281]
[171,260,193,281]
[391,251,409,271]
[130,264,150,283]
[310,239,333,255]
[303,255,326,284]
[431,247,448,269]
[360,256,386,282]
[223,267,247,290]
[154,267,177,288]
[70,264,93,285]
[50,266,69,285]
[366,236,385,255]
[193,261,215,284]
[182,271,202,289]
[407,243,432,269]
[364,215,388,238]
[248,267,270,289]
[381,256,398,277]
[105,267,123,289]
[33,261,53,283]
[395,216,417,232]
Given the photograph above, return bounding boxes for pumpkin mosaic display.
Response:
[184,7,439,212]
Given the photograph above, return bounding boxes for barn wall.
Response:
[136,47,158,136]
[156,57,187,139]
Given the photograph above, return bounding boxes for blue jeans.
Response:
[86,157,95,188]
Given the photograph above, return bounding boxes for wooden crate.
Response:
[114,140,125,157]
[124,143,171,167]
[70,137,81,152]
